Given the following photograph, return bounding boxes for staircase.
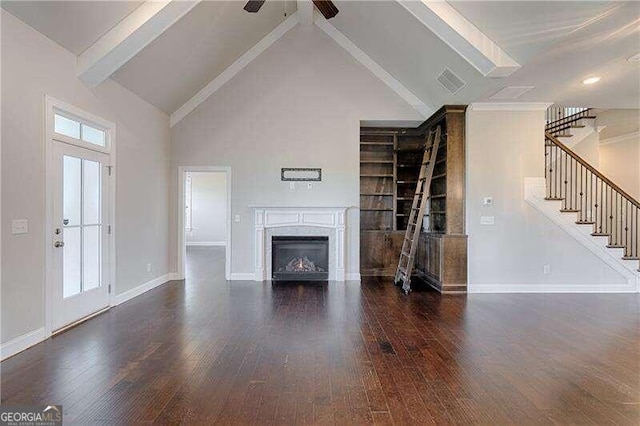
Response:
[541,108,640,280]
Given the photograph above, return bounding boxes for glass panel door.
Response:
[52,141,110,331]
[62,155,103,297]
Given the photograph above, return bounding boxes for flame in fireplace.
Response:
[281,256,325,273]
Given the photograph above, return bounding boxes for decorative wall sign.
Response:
[281,168,322,181]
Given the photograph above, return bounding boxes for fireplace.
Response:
[272,236,329,281]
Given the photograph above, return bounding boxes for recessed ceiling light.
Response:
[582,76,601,85]
[629,53,640,62]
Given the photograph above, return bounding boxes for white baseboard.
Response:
[470,283,639,293]
[1,327,46,361]
[346,273,361,281]
[230,273,255,280]
[114,272,176,305]
[186,241,226,247]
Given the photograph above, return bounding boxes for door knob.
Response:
[54,240,65,248]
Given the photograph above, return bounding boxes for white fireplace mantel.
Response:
[253,206,348,281]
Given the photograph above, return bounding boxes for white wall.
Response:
[600,138,640,200]
[1,11,171,343]
[186,172,227,245]
[596,109,640,199]
[466,106,628,292]
[571,130,600,167]
[170,25,422,277]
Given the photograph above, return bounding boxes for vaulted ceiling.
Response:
[1,1,144,55]
[112,1,295,113]
[3,0,639,124]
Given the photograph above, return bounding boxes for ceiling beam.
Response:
[297,0,314,26]
[170,12,300,127]
[396,1,520,77]
[314,15,432,118]
[78,0,200,86]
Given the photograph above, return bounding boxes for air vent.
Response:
[437,68,466,95]
[490,86,535,100]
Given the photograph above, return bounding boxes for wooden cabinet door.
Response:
[415,233,427,274]
[383,232,405,275]
[360,231,386,275]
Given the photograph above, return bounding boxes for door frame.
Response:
[44,95,117,338]
[177,166,232,281]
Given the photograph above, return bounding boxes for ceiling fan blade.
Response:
[312,0,339,19]
[243,0,266,13]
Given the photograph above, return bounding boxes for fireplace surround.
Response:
[253,207,348,281]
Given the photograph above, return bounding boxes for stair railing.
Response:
[545,107,592,137]
[545,132,640,260]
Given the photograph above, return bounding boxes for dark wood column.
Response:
[443,106,466,235]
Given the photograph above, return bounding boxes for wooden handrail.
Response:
[545,131,640,209]
[546,107,590,124]
[546,118,585,131]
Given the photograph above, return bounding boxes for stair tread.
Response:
[576,221,596,225]
[560,209,580,213]
[607,244,625,249]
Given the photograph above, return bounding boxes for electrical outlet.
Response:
[307,182,313,190]
[234,214,241,223]
[483,197,493,206]
[147,263,152,273]
[289,182,295,190]
[543,265,551,274]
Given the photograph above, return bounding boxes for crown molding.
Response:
[470,102,553,112]
[600,131,640,146]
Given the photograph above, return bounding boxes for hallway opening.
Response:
[178,167,231,281]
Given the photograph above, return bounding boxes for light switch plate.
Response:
[12,219,28,235]
[234,214,241,223]
[480,216,495,226]
[289,182,295,190]
[307,183,313,190]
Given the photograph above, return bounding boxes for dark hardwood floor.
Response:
[2,246,639,424]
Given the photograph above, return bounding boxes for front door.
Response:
[51,141,110,331]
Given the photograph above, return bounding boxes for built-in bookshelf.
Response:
[359,105,468,293]
[359,131,396,231]
[360,128,448,233]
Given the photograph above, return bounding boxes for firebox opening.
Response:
[272,236,329,281]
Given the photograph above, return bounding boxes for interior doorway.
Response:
[178,167,231,281]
